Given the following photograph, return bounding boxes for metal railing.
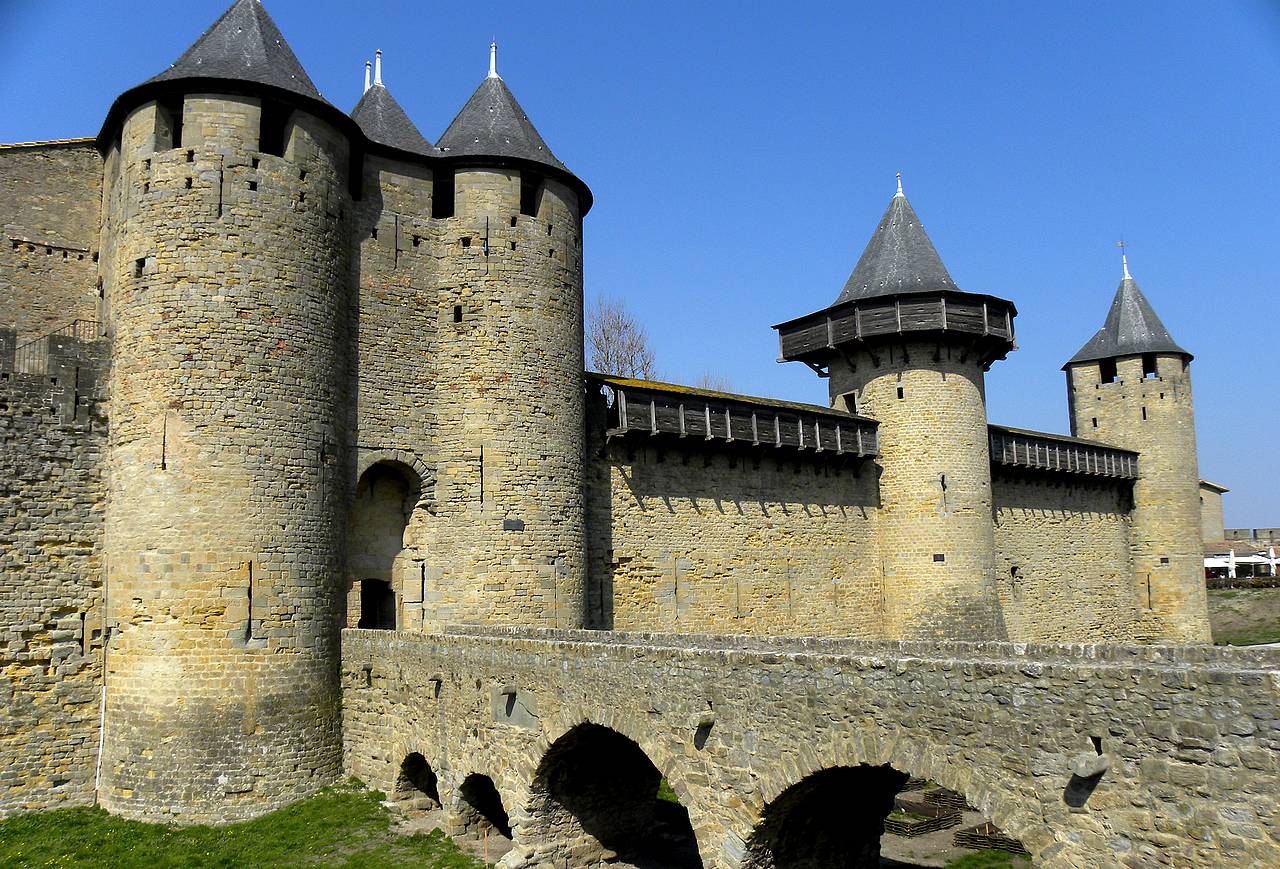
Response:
[11,319,102,376]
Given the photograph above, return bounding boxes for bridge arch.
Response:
[732,729,1049,867]
[522,720,704,868]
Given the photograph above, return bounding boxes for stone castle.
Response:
[7,4,1270,868]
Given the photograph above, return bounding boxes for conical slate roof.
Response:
[1067,272,1191,365]
[436,75,568,173]
[352,85,433,156]
[147,0,323,103]
[835,188,960,303]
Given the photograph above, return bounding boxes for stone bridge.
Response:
[342,629,1278,868]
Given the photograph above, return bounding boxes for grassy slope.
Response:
[0,781,486,869]
[1208,587,1280,645]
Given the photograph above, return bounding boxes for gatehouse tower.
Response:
[96,0,355,821]
[1064,254,1211,642]
[775,180,1016,639]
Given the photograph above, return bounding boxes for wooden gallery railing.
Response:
[589,374,879,459]
[988,424,1138,479]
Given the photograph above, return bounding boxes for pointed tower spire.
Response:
[1118,239,1133,280]
[834,185,958,303]
[364,60,372,94]
[437,61,570,173]
[1066,266,1191,366]
[351,51,433,155]
[144,0,324,102]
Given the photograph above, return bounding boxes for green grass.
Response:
[656,777,681,805]
[0,780,487,869]
[1208,587,1280,645]
[945,849,1026,868]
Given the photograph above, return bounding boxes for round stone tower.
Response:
[420,44,593,629]
[775,181,1016,639]
[1064,255,1211,642]
[95,0,358,821]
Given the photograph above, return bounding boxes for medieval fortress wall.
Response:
[1,3,1267,864]
[0,142,103,342]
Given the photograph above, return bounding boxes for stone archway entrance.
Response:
[523,723,702,868]
[346,461,417,629]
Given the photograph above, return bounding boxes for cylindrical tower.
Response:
[1064,259,1210,642]
[422,54,591,628]
[775,183,1016,639]
[96,0,358,821]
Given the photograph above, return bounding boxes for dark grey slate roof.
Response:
[1066,275,1191,365]
[351,85,433,156]
[147,0,323,103]
[835,191,959,303]
[436,75,569,173]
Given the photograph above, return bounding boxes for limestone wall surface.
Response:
[342,627,1280,869]
[98,96,353,822]
[0,334,107,817]
[993,472,1142,641]
[828,341,1005,640]
[1068,354,1210,642]
[585,428,883,636]
[0,142,102,341]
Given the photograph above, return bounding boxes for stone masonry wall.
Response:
[992,471,1141,641]
[0,332,108,817]
[1069,354,1210,642]
[829,341,1005,640]
[98,96,352,822]
[0,141,102,341]
[585,417,884,635]
[416,170,587,630]
[343,627,1279,869]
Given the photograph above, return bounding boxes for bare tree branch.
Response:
[693,372,733,393]
[586,294,659,380]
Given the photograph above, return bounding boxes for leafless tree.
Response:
[586,294,659,380]
[694,372,733,393]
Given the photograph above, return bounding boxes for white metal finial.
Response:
[488,41,499,78]
[374,49,383,87]
[363,60,371,94]
[895,172,904,197]
[1117,239,1131,279]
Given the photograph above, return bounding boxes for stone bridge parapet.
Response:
[341,628,1279,868]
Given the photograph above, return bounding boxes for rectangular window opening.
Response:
[157,96,184,151]
[185,177,193,189]
[460,237,471,248]
[1099,358,1117,383]
[185,149,195,163]
[520,172,543,216]
[453,304,463,323]
[1142,353,1158,379]
[510,215,518,227]
[1091,417,1098,428]
[432,169,455,218]
[247,180,257,192]
[134,258,145,278]
[896,387,905,400]
[258,100,290,157]
[932,553,946,563]
[1141,406,1147,420]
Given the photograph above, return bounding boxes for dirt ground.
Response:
[1207,587,1280,646]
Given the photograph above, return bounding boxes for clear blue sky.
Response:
[2,1,1277,526]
